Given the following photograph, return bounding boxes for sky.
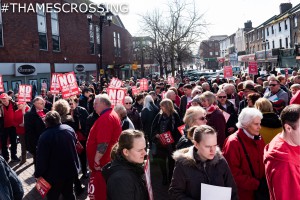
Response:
[92,0,300,52]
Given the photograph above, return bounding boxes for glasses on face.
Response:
[269,84,278,87]
[218,96,227,99]
[125,102,132,105]
[198,116,207,121]
[69,103,73,106]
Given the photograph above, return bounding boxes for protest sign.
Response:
[139,78,148,91]
[107,87,127,106]
[50,73,61,94]
[223,66,233,78]
[58,72,80,99]
[0,75,4,92]
[168,77,175,87]
[18,85,32,102]
[109,77,123,88]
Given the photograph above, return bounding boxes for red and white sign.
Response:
[18,85,32,102]
[177,124,186,136]
[58,72,80,99]
[36,177,51,198]
[167,77,175,87]
[139,78,148,91]
[248,62,258,75]
[109,77,123,88]
[131,86,139,96]
[0,75,4,92]
[50,73,61,94]
[159,131,174,145]
[223,66,233,78]
[144,157,154,200]
[107,87,127,106]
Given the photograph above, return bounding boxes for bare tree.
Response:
[140,0,207,77]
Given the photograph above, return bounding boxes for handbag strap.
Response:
[236,135,256,178]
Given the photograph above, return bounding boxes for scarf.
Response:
[205,104,219,115]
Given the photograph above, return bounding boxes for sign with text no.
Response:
[139,78,148,91]
[167,77,175,87]
[131,86,139,96]
[248,62,258,75]
[18,85,32,102]
[107,87,127,106]
[50,73,62,94]
[58,72,80,99]
[0,75,4,92]
[223,66,233,78]
[109,77,123,88]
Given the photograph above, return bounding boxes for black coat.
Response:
[73,106,89,136]
[141,103,159,141]
[102,155,149,200]
[127,107,143,131]
[169,146,238,200]
[218,100,238,137]
[24,106,48,154]
[34,124,80,184]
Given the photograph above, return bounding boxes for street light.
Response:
[87,6,113,83]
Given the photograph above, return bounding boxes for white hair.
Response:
[114,104,126,113]
[165,90,175,99]
[124,96,133,103]
[243,80,254,88]
[236,107,263,129]
[94,94,111,107]
[143,95,154,111]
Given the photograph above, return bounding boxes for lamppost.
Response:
[87,6,113,83]
[263,39,269,69]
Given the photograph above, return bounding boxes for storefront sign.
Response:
[74,64,85,72]
[16,64,37,76]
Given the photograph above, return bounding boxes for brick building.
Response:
[0,0,133,93]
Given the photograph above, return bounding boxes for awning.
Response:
[238,54,255,62]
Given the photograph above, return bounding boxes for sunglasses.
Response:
[218,96,227,98]
[198,116,207,121]
[269,84,278,87]
[125,102,132,105]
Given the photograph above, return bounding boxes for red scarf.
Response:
[205,104,219,115]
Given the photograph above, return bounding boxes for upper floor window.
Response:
[278,23,281,32]
[272,41,275,49]
[285,37,288,48]
[37,4,47,50]
[0,1,3,47]
[95,25,100,54]
[279,39,282,48]
[117,33,121,57]
[294,16,298,27]
[284,20,288,30]
[89,23,95,54]
[51,10,60,51]
[271,26,274,34]
[267,28,269,36]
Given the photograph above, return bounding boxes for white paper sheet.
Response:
[201,183,232,200]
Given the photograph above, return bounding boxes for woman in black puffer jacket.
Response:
[102,130,149,200]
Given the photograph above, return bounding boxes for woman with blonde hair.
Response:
[176,106,207,149]
[254,98,282,144]
[151,98,183,185]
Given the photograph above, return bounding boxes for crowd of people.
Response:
[0,70,300,200]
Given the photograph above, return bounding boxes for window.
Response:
[89,23,95,54]
[215,51,218,56]
[95,25,100,54]
[279,39,282,48]
[37,4,47,50]
[272,41,275,49]
[294,16,298,27]
[117,33,121,57]
[113,32,117,56]
[0,1,3,47]
[285,20,288,30]
[278,23,281,32]
[285,37,288,48]
[209,52,213,56]
[271,26,274,34]
[257,30,260,40]
[51,10,60,51]
[267,28,269,36]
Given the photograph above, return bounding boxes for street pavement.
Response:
[8,144,170,200]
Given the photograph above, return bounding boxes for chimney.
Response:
[280,3,292,14]
[244,20,252,29]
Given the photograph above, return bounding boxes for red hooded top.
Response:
[264,133,300,200]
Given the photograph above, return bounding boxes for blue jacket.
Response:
[0,156,24,200]
[35,124,80,184]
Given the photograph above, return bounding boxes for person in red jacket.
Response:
[0,93,18,162]
[223,107,267,200]
[264,104,300,200]
[13,102,30,164]
[86,94,122,200]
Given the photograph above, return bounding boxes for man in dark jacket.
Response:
[35,111,80,200]
[24,96,48,166]
[0,155,24,200]
[179,84,192,118]
[79,87,92,112]
[0,93,18,162]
